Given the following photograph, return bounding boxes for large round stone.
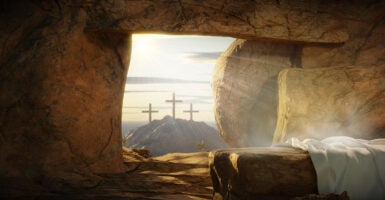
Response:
[212,39,299,147]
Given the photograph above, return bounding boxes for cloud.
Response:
[178,95,213,99]
[182,98,214,105]
[184,51,222,63]
[126,77,209,84]
[188,99,214,104]
[177,96,214,104]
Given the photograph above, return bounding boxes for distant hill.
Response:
[121,120,218,136]
[123,116,228,156]
[122,121,147,136]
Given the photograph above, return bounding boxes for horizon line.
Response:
[126,76,209,84]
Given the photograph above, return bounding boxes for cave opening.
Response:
[121,33,234,157]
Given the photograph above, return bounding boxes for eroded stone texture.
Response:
[85,0,352,43]
[301,5,385,69]
[209,148,317,199]
[212,39,300,147]
[0,1,128,193]
[273,66,385,143]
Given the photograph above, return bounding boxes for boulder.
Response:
[212,39,299,147]
[274,66,385,143]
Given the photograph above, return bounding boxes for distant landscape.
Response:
[122,116,227,156]
[121,120,218,135]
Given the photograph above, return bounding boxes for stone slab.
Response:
[209,147,317,199]
[212,39,296,147]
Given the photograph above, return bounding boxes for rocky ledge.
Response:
[209,147,351,200]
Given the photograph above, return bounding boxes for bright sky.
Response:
[122,34,235,124]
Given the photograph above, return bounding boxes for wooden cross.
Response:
[184,103,199,121]
[142,103,158,123]
[165,92,182,119]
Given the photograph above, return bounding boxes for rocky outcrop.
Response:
[1,1,129,195]
[84,0,354,44]
[123,116,228,156]
[209,147,318,199]
[212,39,299,147]
[273,66,385,143]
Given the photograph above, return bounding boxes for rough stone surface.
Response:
[301,22,385,69]
[116,151,213,200]
[301,12,385,70]
[212,39,299,147]
[274,66,385,143]
[0,1,129,193]
[2,149,213,199]
[84,0,355,43]
[209,147,318,199]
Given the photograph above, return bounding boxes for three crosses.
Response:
[141,92,199,122]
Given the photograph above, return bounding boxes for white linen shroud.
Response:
[284,136,385,200]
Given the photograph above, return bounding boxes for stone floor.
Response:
[1,147,212,200]
[104,150,213,199]
[19,149,212,200]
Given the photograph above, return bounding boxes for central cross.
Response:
[165,92,182,119]
[184,103,199,121]
[142,103,158,122]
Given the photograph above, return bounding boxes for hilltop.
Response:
[123,116,228,156]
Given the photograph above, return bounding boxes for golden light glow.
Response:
[124,34,235,124]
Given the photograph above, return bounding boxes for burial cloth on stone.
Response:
[282,136,385,200]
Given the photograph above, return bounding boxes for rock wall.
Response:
[0,0,385,196]
[0,1,129,194]
[85,0,351,43]
[274,66,385,143]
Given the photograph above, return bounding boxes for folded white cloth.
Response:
[283,136,385,200]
